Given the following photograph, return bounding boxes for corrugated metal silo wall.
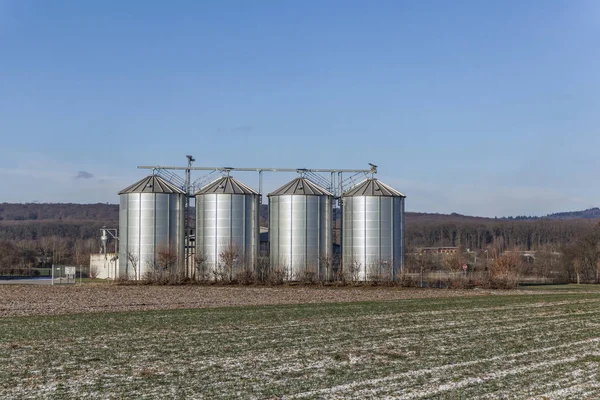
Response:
[195,193,259,280]
[269,195,332,280]
[342,196,404,281]
[118,193,185,279]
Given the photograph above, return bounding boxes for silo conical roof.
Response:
[118,175,185,195]
[195,176,258,195]
[343,178,405,197]
[268,177,333,196]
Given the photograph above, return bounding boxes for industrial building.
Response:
[113,160,405,282]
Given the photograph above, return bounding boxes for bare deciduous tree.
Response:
[157,244,179,272]
[194,250,208,282]
[489,249,521,289]
[218,244,239,282]
[127,251,139,280]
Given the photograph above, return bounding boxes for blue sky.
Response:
[1,0,600,216]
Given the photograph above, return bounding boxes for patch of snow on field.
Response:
[290,339,600,399]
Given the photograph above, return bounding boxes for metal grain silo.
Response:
[118,175,185,279]
[195,175,259,281]
[342,178,405,281]
[269,177,333,281]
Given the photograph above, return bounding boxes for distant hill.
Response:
[495,208,600,221]
[0,203,119,241]
[405,212,493,223]
[1,202,599,250]
[543,208,600,220]
[2,202,599,225]
[0,203,118,222]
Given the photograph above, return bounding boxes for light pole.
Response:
[100,227,118,279]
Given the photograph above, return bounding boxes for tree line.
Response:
[0,237,97,276]
[0,203,118,221]
[404,218,596,252]
[1,202,600,283]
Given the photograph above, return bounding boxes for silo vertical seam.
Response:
[276,197,279,273]
[378,197,382,278]
[290,195,293,279]
[230,194,233,280]
[363,197,367,280]
[214,194,218,274]
[305,196,308,277]
[271,197,275,273]
[195,195,198,279]
[196,195,199,270]
[271,197,274,273]
[124,195,129,278]
[257,195,260,268]
[202,196,205,272]
[242,194,246,274]
[167,194,171,269]
[339,196,343,277]
[154,193,157,272]
[137,193,141,279]
[317,197,321,279]
[401,198,405,274]
[391,198,395,280]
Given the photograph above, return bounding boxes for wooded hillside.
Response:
[0,203,598,251]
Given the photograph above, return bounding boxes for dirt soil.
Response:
[0,284,538,318]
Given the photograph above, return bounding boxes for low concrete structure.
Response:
[90,253,118,280]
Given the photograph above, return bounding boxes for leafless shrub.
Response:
[140,244,188,285]
[367,260,395,285]
[347,260,362,282]
[446,274,475,289]
[235,263,255,285]
[157,245,179,273]
[409,253,435,288]
[142,266,188,285]
[127,251,139,280]
[218,245,239,283]
[441,247,467,274]
[318,254,335,282]
[367,263,382,285]
[267,266,286,285]
[194,250,208,282]
[255,256,270,283]
[426,272,443,289]
[114,274,132,284]
[88,264,99,279]
[300,264,319,285]
[398,271,417,287]
[211,264,229,283]
[380,260,394,282]
[335,265,351,285]
[488,249,521,289]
